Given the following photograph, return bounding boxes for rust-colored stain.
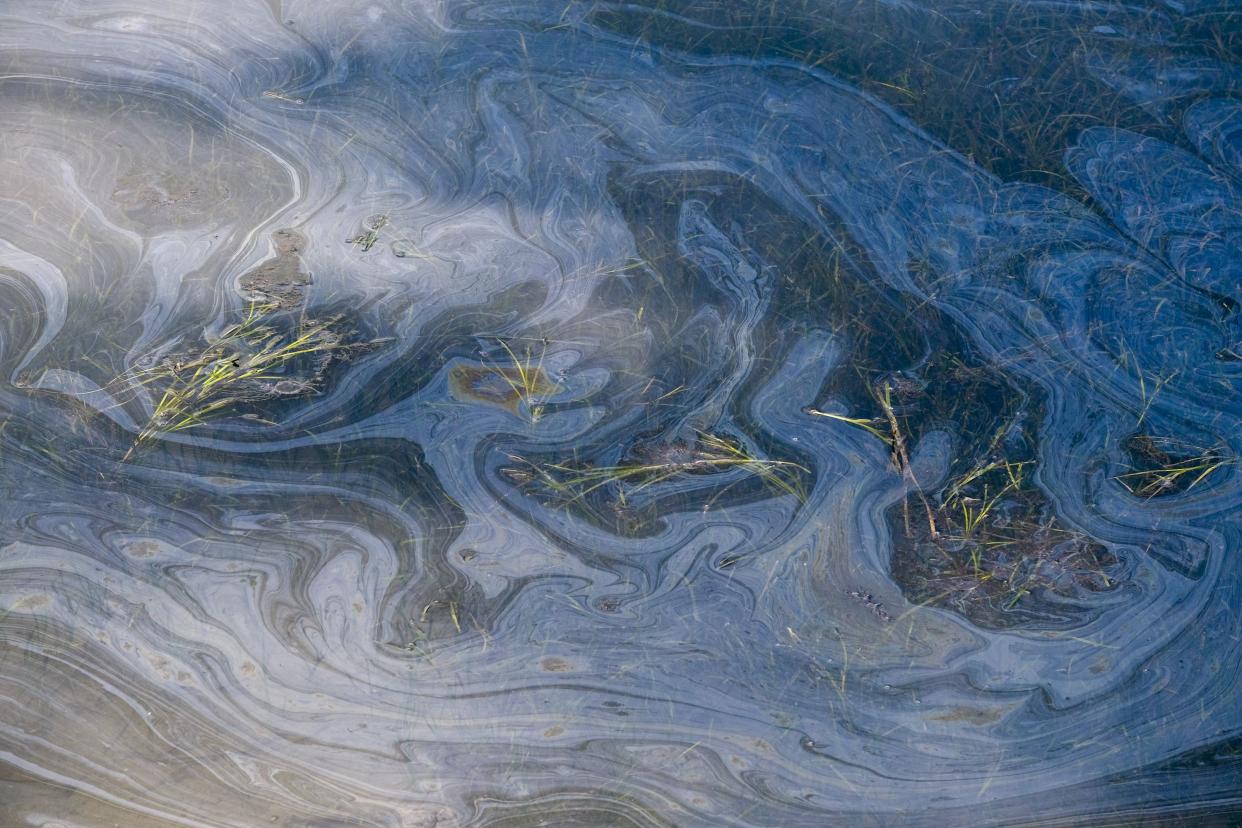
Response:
[448,363,558,415]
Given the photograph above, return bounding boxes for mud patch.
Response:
[238,228,313,310]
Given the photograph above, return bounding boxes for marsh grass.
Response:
[798,338,1112,626]
[591,0,1175,192]
[116,303,360,460]
[805,407,891,444]
[889,446,1117,627]
[348,215,388,252]
[1117,434,1234,498]
[610,161,1137,626]
[506,431,808,518]
[490,339,558,424]
[943,459,1029,540]
[842,379,1120,626]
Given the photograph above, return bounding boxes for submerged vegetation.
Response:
[892,449,1118,628]
[449,339,560,423]
[605,169,1130,626]
[489,339,558,424]
[114,302,370,460]
[590,0,1190,194]
[500,430,808,530]
[810,371,1119,627]
[110,227,386,459]
[1117,434,1234,498]
[348,214,388,252]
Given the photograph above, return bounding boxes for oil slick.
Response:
[0,0,1239,825]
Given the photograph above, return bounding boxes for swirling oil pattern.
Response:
[0,0,1240,825]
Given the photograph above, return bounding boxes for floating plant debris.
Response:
[116,303,367,459]
[1117,434,1234,498]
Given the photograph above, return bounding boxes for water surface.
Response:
[1,0,1240,825]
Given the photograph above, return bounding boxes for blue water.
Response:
[0,1,1239,825]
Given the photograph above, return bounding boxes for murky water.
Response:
[1,1,1240,825]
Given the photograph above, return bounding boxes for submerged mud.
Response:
[0,0,1240,825]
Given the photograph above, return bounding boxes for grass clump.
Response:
[348,215,387,252]
[503,431,808,525]
[117,302,362,459]
[890,442,1117,628]
[449,338,560,424]
[816,385,1120,629]
[1116,434,1233,498]
[489,339,557,424]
